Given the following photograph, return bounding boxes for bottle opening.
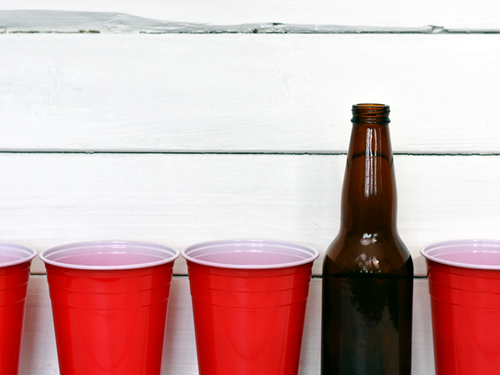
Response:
[352,103,390,124]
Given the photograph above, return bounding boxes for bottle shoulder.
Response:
[323,231,413,276]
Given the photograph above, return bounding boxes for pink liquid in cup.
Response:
[0,243,37,375]
[421,239,500,375]
[40,241,179,375]
[182,239,319,375]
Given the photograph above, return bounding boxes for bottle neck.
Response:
[340,105,397,234]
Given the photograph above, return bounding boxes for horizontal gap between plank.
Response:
[4,30,500,35]
[3,29,500,35]
[1,150,500,156]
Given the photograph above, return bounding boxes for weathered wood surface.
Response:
[1,153,498,276]
[1,34,500,153]
[1,2,500,31]
[2,4,498,373]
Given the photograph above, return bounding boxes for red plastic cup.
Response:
[182,239,319,375]
[0,243,37,375]
[421,239,500,375]
[39,240,180,375]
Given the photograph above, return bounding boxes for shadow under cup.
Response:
[182,239,319,375]
[40,241,180,375]
[0,243,36,375]
[421,239,500,375]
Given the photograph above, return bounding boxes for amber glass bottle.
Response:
[321,104,413,375]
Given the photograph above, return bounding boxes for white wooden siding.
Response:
[1,2,499,374]
[1,153,499,277]
[1,34,500,153]
[1,3,500,30]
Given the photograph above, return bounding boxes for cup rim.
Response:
[39,240,180,270]
[420,239,500,270]
[0,242,37,268]
[182,239,320,269]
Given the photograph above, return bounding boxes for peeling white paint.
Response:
[0,10,499,34]
[2,0,500,29]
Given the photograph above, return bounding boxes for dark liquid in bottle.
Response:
[321,104,413,375]
[322,257,413,375]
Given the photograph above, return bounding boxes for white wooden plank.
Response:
[0,10,438,34]
[1,1,499,30]
[20,276,434,375]
[20,274,58,375]
[412,278,435,375]
[0,10,471,34]
[1,34,499,153]
[1,153,500,276]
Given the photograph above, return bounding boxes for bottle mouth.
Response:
[351,103,390,124]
